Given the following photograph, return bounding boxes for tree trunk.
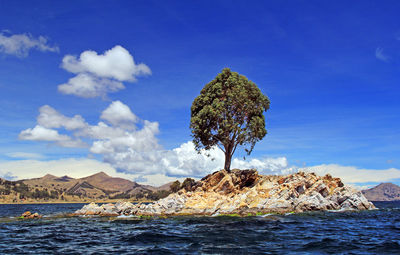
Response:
[224,151,232,172]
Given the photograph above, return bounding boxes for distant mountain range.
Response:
[0,172,174,203]
[362,183,400,201]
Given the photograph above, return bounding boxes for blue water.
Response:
[0,202,399,254]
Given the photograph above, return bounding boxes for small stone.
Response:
[21,211,31,218]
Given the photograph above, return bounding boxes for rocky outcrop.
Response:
[20,211,42,219]
[73,169,375,217]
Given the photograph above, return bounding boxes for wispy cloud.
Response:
[375,47,390,62]
[5,152,44,160]
[0,31,59,57]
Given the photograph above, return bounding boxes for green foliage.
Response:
[0,188,10,195]
[110,192,132,199]
[170,180,181,193]
[138,215,152,219]
[50,190,59,199]
[13,182,30,194]
[217,213,241,217]
[32,188,54,199]
[190,68,270,170]
[146,190,171,200]
[180,178,196,191]
[135,192,144,200]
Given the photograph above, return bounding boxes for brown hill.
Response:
[81,172,139,192]
[362,183,400,201]
[0,172,176,203]
[156,181,175,191]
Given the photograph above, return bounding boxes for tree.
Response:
[190,68,270,171]
[170,180,181,193]
[181,178,196,191]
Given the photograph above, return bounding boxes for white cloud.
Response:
[5,152,44,160]
[19,125,86,148]
[38,105,87,130]
[0,32,59,57]
[159,142,293,177]
[58,45,151,98]
[137,174,187,187]
[161,141,224,177]
[19,125,72,142]
[301,164,400,186]
[19,101,160,163]
[232,156,295,175]
[61,45,151,81]
[100,100,138,128]
[58,73,125,98]
[375,47,389,62]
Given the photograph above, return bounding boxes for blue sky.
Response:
[0,1,399,186]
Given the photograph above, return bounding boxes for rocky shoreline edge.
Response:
[71,169,375,217]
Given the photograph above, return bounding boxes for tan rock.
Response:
[20,211,41,219]
[21,211,31,217]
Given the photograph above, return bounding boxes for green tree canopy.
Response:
[190,68,270,171]
[170,180,181,193]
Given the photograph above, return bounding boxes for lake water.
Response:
[0,201,399,254]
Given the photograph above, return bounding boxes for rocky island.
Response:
[73,169,375,217]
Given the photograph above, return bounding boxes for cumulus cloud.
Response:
[159,142,294,177]
[61,45,151,80]
[375,47,389,62]
[100,100,138,128]
[58,45,151,98]
[37,105,87,130]
[58,73,125,98]
[20,125,72,142]
[19,125,86,148]
[0,32,59,57]
[232,156,295,175]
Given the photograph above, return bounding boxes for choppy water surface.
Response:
[0,202,399,254]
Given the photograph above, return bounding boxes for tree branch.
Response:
[216,142,226,153]
[232,141,239,156]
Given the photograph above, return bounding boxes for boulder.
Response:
[20,211,41,219]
